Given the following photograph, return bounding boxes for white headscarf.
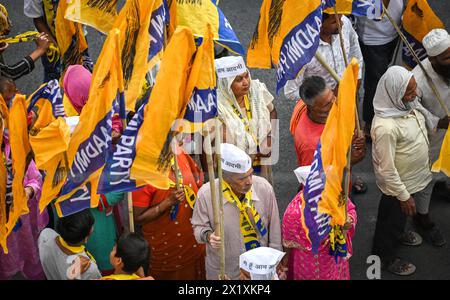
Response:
[373,66,436,130]
[215,56,273,155]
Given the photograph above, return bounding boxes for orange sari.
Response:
[132,151,205,280]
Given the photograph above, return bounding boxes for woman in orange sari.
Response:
[132,148,205,280]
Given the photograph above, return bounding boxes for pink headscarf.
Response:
[63,65,92,114]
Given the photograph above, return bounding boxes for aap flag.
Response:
[54,29,125,217]
[26,79,65,119]
[65,0,118,35]
[324,0,383,19]
[300,142,332,254]
[181,24,217,133]
[247,0,324,93]
[170,0,245,55]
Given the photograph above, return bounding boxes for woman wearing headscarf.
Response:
[214,56,276,184]
[57,65,125,275]
[371,66,445,277]
[0,4,50,80]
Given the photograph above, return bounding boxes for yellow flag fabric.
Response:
[402,0,444,69]
[180,24,217,133]
[98,27,196,194]
[170,0,244,54]
[130,27,196,189]
[6,95,32,236]
[320,59,358,226]
[65,0,118,35]
[29,118,71,213]
[432,128,450,176]
[247,0,323,92]
[323,0,383,18]
[53,29,124,217]
[112,0,167,111]
[55,0,89,69]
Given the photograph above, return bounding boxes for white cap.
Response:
[423,29,450,57]
[239,247,285,280]
[214,56,247,78]
[220,143,252,174]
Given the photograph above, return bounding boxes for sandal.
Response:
[386,258,416,276]
[399,230,423,246]
[352,176,367,194]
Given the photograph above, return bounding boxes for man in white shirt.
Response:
[283,13,364,101]
[413,29,450,200]
[371,66,445,277]
[356,0,406,138]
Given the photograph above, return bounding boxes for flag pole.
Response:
[214,119,226,280]
[114,29,135,233]
[382,4,450,117]
[332,6,362,136]
[203,126,224,278]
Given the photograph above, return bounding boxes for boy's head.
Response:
[110,233,149,274]
[56,209,95,245]
[0,76,17,104]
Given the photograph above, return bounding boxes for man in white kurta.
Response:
[412,29,450,194]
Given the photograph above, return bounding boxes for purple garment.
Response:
[0,133,48,280]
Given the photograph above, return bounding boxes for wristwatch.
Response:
[203,230,212,244]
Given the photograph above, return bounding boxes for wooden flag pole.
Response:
[382,4,450,117]
[331,6,362,136]
[214,119,226,280]
[203,126,224,278]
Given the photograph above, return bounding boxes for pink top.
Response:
[282,193,357,280]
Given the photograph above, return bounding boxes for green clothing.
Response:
[86,192,124,271]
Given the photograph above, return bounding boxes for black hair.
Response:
[115,233,150,274]
[299,76,327,106]
[322,12,332,21]
[56,209,95,244]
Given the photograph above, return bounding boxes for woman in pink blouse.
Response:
[281,192,357,280]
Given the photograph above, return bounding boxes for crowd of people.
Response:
[0,0,449,280]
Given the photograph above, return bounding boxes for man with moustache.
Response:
[413,28,450,202]
[191,143,282,280]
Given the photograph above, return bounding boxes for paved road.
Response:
[2,0,450,280]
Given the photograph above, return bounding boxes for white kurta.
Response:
[413,58,450,180]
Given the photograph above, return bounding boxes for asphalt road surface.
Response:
[2,0,449,280]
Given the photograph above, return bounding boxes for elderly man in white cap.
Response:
[191,143,282,280]
[214,56,276,184]
[413,28,450,201]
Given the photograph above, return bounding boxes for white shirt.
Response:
[413,58,450,176]
[24,0,44,18]
[284,16,364,101]
[356,0,405,45]
[38,228,102,280]
[371,110,432,201]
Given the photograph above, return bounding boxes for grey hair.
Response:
[299,76,328,106]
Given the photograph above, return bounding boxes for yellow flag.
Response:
[53,28,124,217]
[432,128,450,176]
[247,0,323,92]
[323,0,383,18]
[29,118,71,213]
[320,58,359,226]
[6,95,32,236]
[98,27,196,194]
[179,24,217,133]
[402,0,444,69]
[65,0,118,35]
[113,0,167,111]
[55,0,89,69]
